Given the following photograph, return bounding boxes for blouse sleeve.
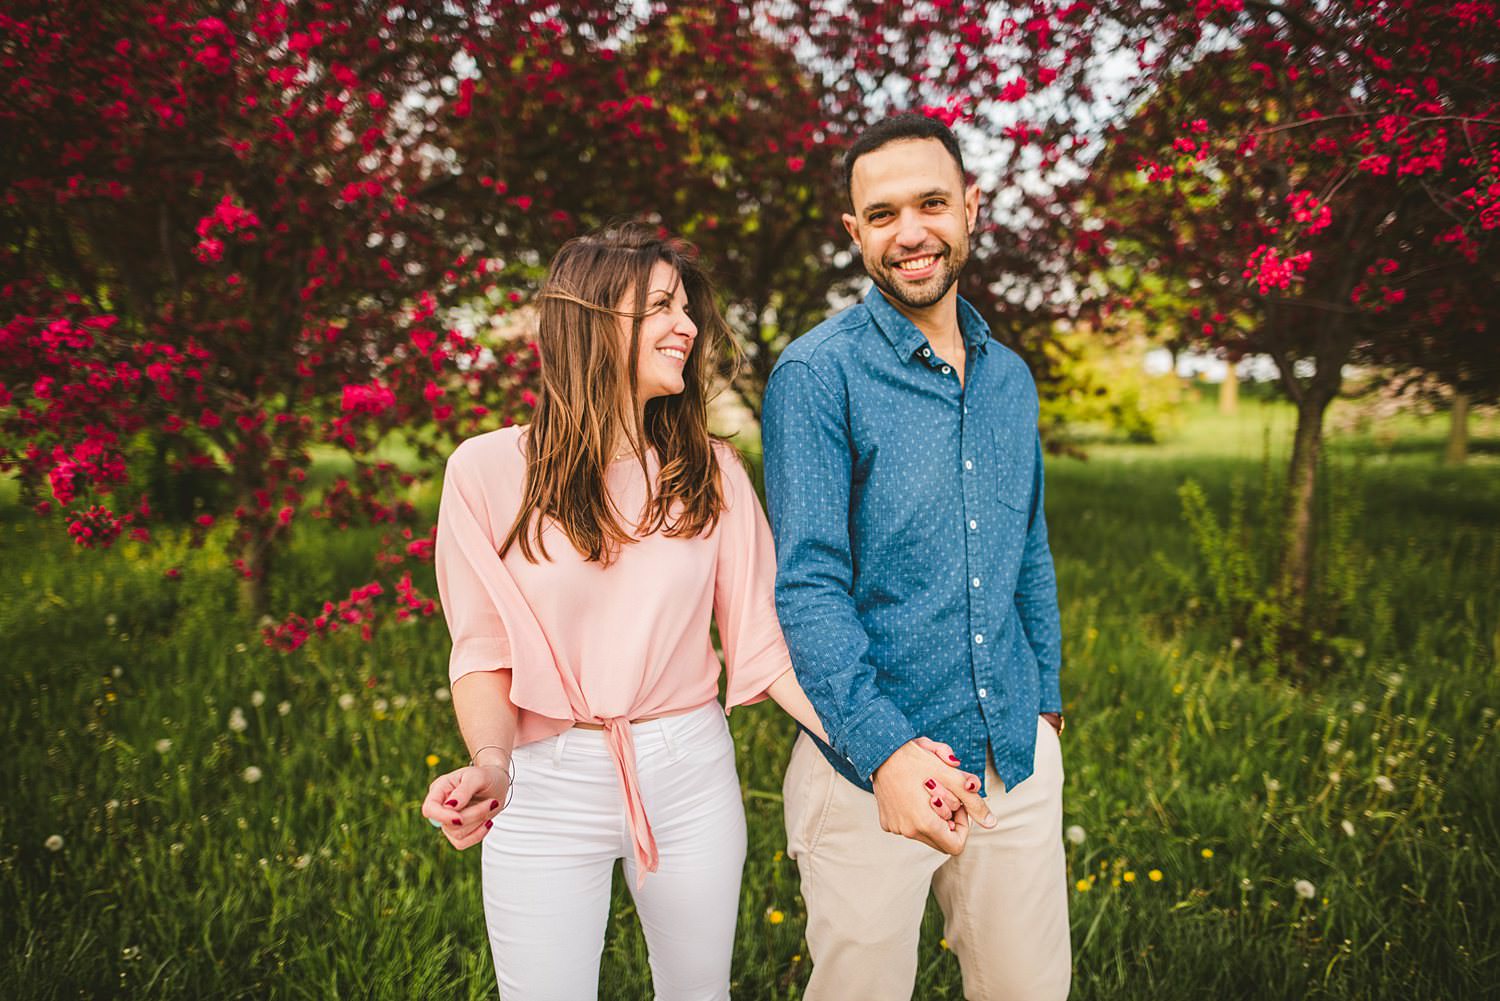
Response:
[714,444,795,709]
[434,445,513,684]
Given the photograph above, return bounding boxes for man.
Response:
[761,113,1071,1001]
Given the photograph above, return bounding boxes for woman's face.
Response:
[622,260,698,406]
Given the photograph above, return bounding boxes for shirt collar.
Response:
[863,285,992,362]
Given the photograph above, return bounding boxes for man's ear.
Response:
[841,211,861,250]
[964,182,981,234]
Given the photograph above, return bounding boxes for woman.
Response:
[421,223,963,1000]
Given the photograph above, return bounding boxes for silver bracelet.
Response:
[469,745,515,811]
[468,744,512,768]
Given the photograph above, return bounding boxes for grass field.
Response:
[2,391,1498,999]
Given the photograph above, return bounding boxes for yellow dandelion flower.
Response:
[425,754,439,767]
[792,955,801,963]
[1172,683,1185,695]
[1201,848,1214,859]
[1123,871,1136,883]
[767,909,785,925]
[105,692,117,703]
[939,938,950,950]
[1148,869,1163,882]
[1075,879,1090,892]
[773,850,784,862]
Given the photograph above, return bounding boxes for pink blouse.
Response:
[433,426,793,882]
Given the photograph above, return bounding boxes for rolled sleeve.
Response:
[712,445,794,710]
[434,450,513,684]
[763,360,915,779]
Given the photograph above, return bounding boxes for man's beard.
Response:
[866,240,969,310]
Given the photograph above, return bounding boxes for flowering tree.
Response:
[1081,0,1500,614]
[0,0,535,620]
[440,1,1116,412]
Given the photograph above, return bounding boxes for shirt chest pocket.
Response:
[990,427,1035,515]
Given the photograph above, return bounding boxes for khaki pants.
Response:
[783,717,1071,1001]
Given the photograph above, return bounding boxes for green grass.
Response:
[2,394,1497,999]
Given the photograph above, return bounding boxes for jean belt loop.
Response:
[660,714,683,764]
[553,728,569,768]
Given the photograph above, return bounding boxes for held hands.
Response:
[874,737,996,855]
[420,763,510,850]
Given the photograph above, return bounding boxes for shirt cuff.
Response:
[837,697,918,782]
[449,635,512,685]
[1039,669,1063,715]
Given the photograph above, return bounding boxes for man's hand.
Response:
[872,739,996,855]
[1040,712,1062,735]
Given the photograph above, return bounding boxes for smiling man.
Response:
[762,114,1071,1000]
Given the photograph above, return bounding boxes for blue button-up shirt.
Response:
[762,287,1063,795]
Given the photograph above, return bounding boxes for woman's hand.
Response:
[913,736,983,829]
[421,764,510,850]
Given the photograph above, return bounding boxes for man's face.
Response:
[842,138,980,311]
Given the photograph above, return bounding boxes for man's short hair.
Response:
[843,113,967,207]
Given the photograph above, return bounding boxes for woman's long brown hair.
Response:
[498,222,734,565]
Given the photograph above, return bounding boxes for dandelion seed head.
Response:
[1324,740,1341,755]
[393,694,409,709]
[293,854,311,870]
[227,707,248,733]
[1374,775,1395,793]
[1351,700,1367,715]
[1065,825,1086,845]
[373,698,389,713]
[337,694,356,711]
[250,690,265,708]
[1340,820,1356,837]
[434,687,451,703]
[277,700,291,717]
[154,738,172,753]
[45,834,64,852]
[241,765,263,784]
[1294,879,1316,899]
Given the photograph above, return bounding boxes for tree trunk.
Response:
[238,534,274,617]
[1219,364,1239,415]
[1445,392,1470,465]
[1280,389,1335,614]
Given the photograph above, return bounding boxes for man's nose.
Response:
[896,210,928,248]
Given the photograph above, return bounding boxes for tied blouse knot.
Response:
[434,427,792,884]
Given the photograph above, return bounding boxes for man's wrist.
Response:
[1040,711,1064,734]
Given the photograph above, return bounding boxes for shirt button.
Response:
[968,519,978,531]
[942,365,952,374]
[979,688,988,698]
[971,577,981,588]
[921,347,931,357]
[964,405,969,414]
[974,633,984,644]
[964,459,973,471]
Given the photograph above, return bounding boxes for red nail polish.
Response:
[932,798,943,808]
[445,799,458,808]
[489,800,499,810]
[450,818,462,826]
[924,779,937,790]
[485,819,493,829]
[948,754,960,764]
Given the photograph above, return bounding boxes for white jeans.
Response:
[480,702,746,1001]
